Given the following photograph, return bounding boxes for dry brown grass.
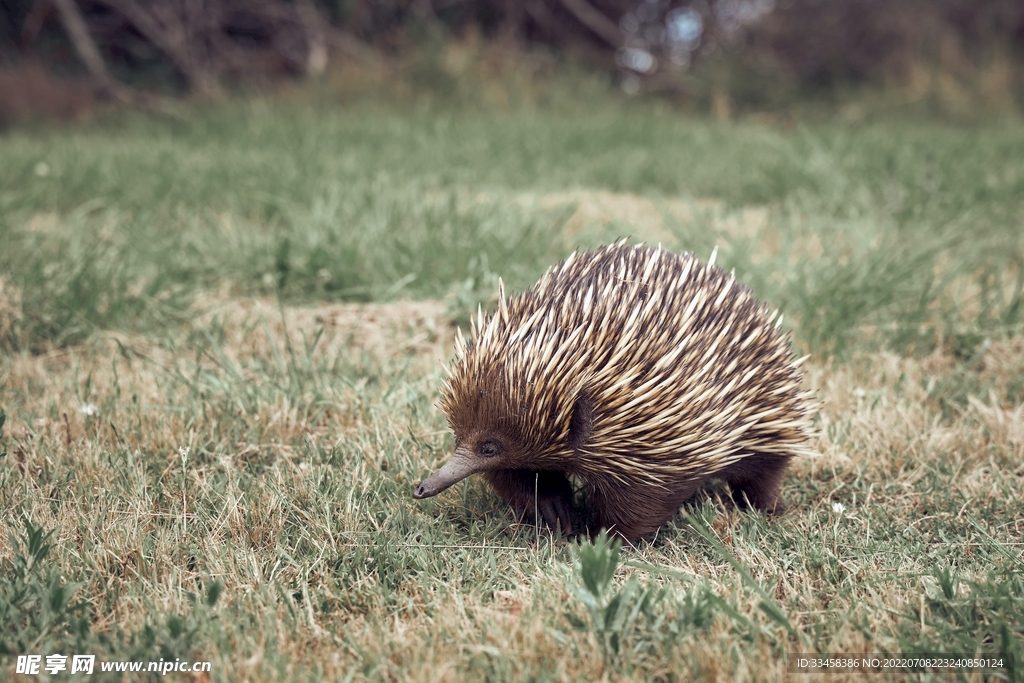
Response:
[449,188,770,250]
[2,291,1021,681]
[0,277,22,345]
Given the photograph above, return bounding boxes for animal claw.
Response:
[534,494,573,535]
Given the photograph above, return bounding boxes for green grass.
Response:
[1,96,1023,681]
[2,102,1023,354]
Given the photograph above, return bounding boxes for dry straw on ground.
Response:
[2,289,1022,680]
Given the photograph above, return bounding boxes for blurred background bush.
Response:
[2,0,1023,124]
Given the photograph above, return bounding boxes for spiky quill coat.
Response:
[417,243,816,541]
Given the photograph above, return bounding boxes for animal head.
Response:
[414,355,573,499]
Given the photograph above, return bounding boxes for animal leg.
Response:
[587,481,703,542]
[483,469,574,533]
[718,453,792,513]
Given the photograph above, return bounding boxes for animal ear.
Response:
[567,391,595,452]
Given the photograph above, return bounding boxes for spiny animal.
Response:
[413,242,816,541]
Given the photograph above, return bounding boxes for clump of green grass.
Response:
[564,530,669,667]
[0,520,91,657]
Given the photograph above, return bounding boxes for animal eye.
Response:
[478,442,500,457]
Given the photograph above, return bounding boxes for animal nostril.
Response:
[415,484,425,497]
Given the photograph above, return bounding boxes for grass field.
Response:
[1,95,1024,681]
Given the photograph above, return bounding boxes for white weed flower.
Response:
[179,446,190,458]
[832,502,846,515]
[79,403,98,416]
[852,387,866,399]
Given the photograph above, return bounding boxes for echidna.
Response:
[414,242,815,541]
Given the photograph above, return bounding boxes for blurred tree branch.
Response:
[296,0,326,75]
[556,0,624,48]
[51,0,118,92]
[37,0,387,97]
[50,0,171,109]
[98,0,222,97]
